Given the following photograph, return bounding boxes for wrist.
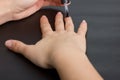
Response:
[0,1,12,25]
[50,48,86,68]
[50,49,86,79]
[49,49,103,80]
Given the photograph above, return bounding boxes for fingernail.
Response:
[57,12,62,15]
[82,20,86,23]
[41,15,46,18]
[5,40,13,48]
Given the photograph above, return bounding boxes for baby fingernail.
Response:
[5,40,13,48]
[82,20,86,23]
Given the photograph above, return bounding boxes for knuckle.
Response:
[56,20,63,25]
[21,45,28,53]
[12,41,20,51]
[43,28,51,34]
[13,41,28,53]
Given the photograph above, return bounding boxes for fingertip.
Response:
[55,12,65,32]
[57,12,62,15]
[42,15,47,18]
[5,40,13,49]
[40,15,47,21]
[81,20,87,30]
[56,12,63,17]
[40,15,49,26]
[65,16,74,31]
[77,20,88,35]
[82,20,87,23]
[83,20,88,32]
[81,20,87,27]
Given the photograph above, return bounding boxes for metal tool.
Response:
[61,0,70,17]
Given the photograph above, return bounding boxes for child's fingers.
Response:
[55,12,64,32]
[77,20,87,37]
[65,17,74,32]
[5,40,33,55]
[40,15,53,36]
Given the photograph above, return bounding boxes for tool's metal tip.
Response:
[65,5,69,17]
[61,0,70,17]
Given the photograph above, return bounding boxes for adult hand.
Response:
[5,12,87,68]
[0,0,61,24]
[10,0,62,20]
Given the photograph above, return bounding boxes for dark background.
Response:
[0,0,120,80]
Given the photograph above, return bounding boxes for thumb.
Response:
[5,40,31,54]
[5,40,50,68]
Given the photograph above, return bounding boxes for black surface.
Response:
[69,0,120,80]
[0,0,120,80]
[0,9,60,80]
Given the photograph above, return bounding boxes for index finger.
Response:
[40,15,53,36]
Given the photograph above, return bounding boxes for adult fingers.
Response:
[12,0,44,20]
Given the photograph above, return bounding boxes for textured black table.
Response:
[0,9,60,80]
[0,0,120,80]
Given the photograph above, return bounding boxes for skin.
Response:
[5,12,103,80]
[0,0,61,25]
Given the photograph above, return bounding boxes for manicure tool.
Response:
[61,0,70,17]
